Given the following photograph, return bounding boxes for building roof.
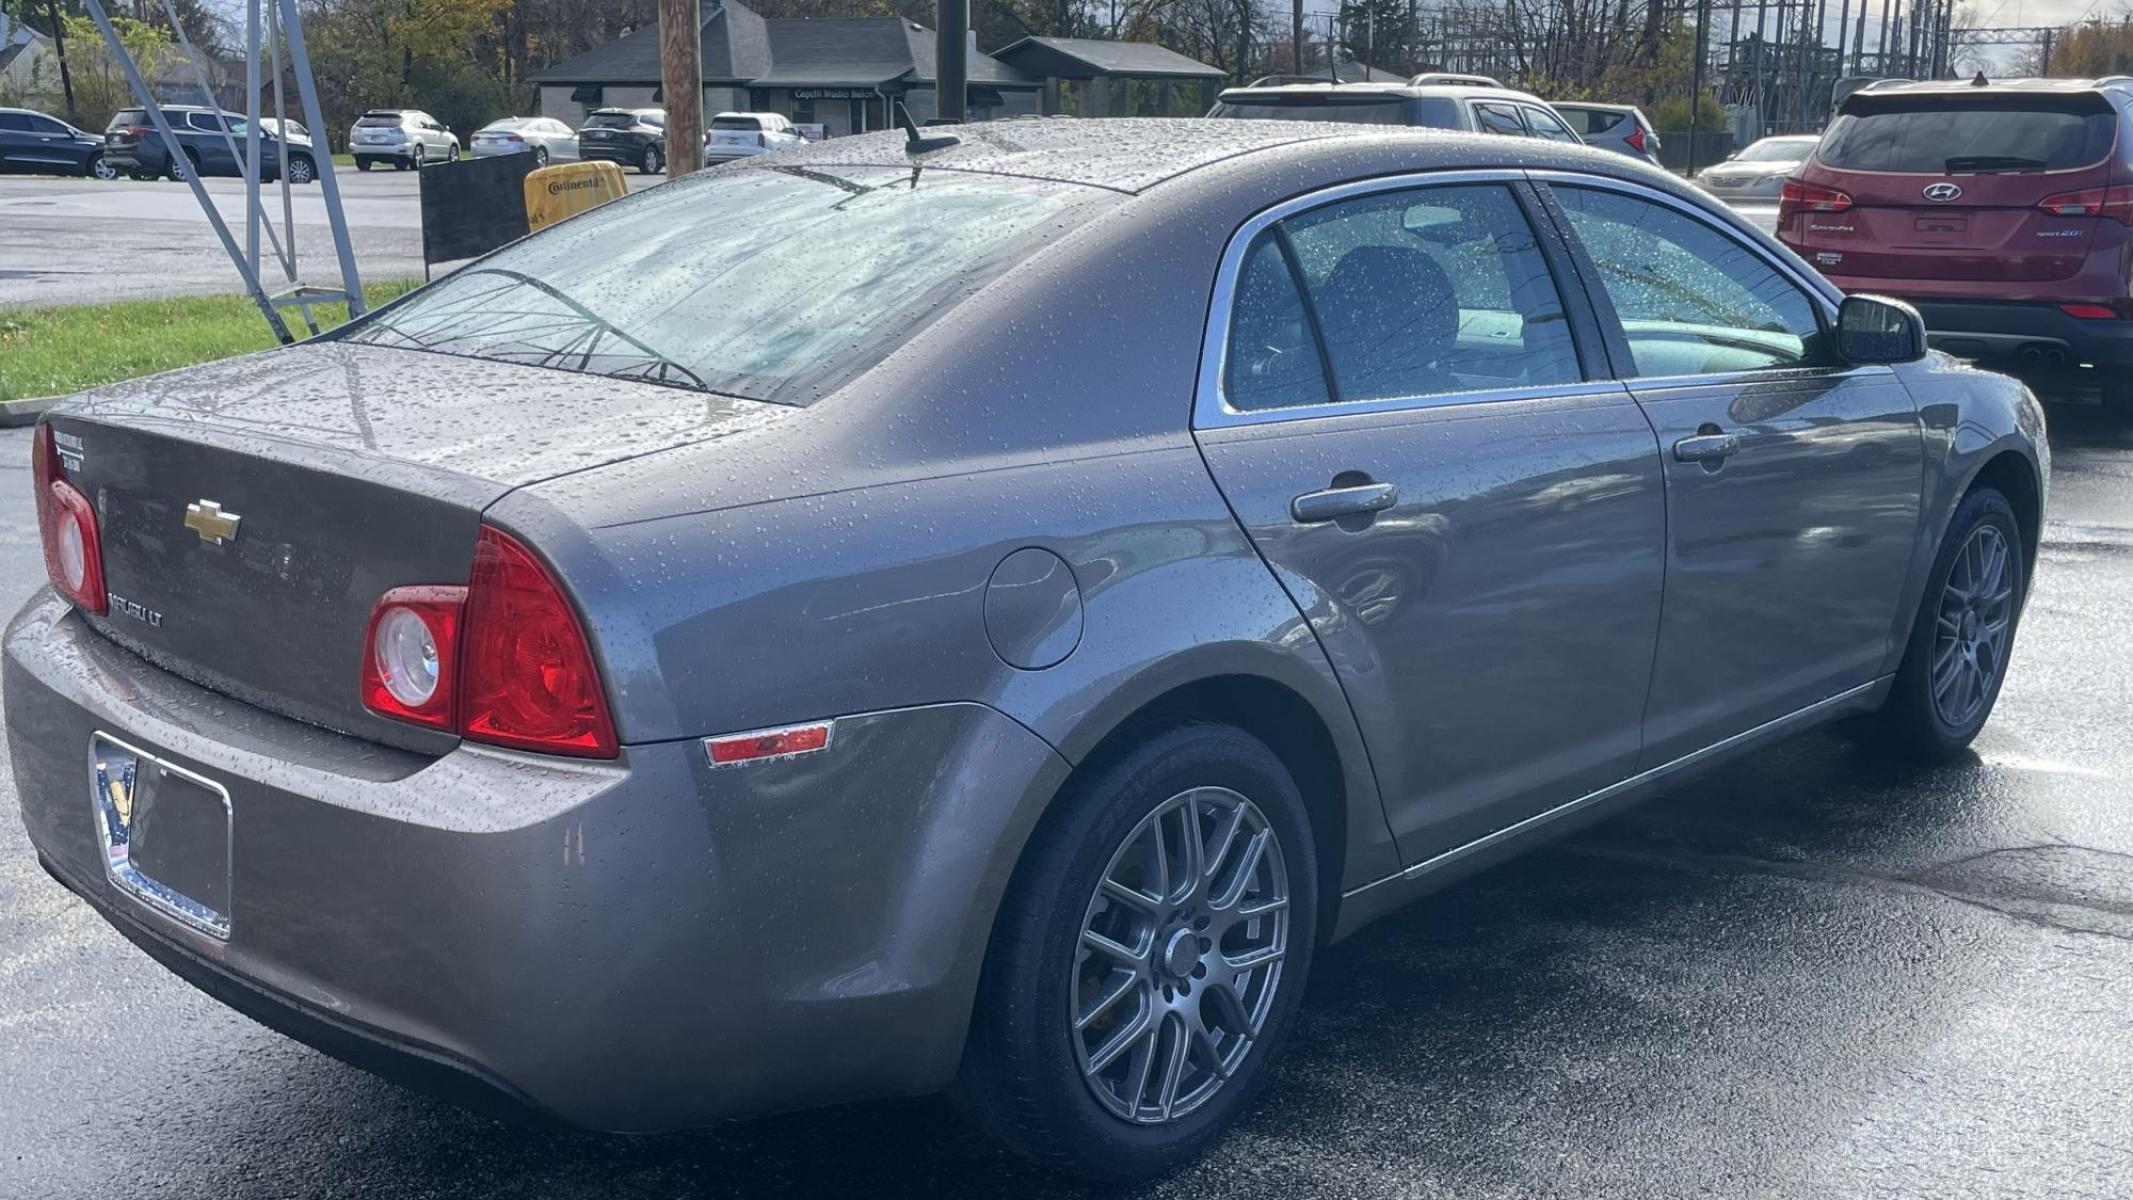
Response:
[534,0,1036,91]
[992,36,1224,81]
[531,0,769,84]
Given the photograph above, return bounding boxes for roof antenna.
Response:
[1972,71,1990,87]
[896,101,959,153]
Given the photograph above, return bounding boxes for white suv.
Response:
[705,112,806,163]
[349,109,461,171]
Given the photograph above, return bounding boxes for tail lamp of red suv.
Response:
[361,526,618,758]
[1778,179,1853,227]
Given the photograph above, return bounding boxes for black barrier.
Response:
[418,154,536,273]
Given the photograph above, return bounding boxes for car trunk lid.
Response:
[50,341,790,751]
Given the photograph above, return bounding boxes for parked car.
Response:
[1550,100,1663,161]
[0,107,113,178]
[102,105,317,183]
[1779,75,2133,403]
[470,116,578,164]
[12,119,2044,1183]
[1696,133,1820,200]
[348,109,460,171]
[704,111,804,163]
[1207,79,1585,144]
[576,106,666,174]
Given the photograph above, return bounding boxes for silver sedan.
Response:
[8,120,2045,1183]
[1697,133,1823,201]
[470,116,578,165]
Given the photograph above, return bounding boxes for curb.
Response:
[0,395,60,428]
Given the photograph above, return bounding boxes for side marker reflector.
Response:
[706,722,834,767]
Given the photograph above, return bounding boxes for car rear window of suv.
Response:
[340,164,1116,405]
[712,116,764,130]
[356,113,406,127]
[1818,95,2116,173]
[584,112,638,128]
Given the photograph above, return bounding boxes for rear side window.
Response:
[1819,99,2115,172]
[1472,103,1527,136]
[1223,183,1583,410]
[1553,185,1823,376]
[0,113,27,131]
[343,165,1115,404]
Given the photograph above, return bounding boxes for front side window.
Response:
[1208,98,1414,125]
[1222,183,1583,411]
[1472,103,1527,136]
[343,165,1115,404]
[1552,185,1824,377]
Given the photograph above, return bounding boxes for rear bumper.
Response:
[1899,298,2133,367]
[579,143,649,163]
[6,590,1071,1130]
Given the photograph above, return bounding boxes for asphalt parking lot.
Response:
[0,166,666,308]
[0,395,2127,1197]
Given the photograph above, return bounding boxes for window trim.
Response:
[1195,168,1618,430]
[1527,170,1856,389]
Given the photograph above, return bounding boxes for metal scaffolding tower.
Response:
[77,0,364,343]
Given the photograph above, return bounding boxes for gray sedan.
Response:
[6,120,2045,1181]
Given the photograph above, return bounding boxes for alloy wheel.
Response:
[1072,786,1289,1126]
[287,156,314,184]
[89,155,117,181]
[1931,523,2015,729]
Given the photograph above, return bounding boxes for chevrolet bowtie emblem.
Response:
[184,499,241,545]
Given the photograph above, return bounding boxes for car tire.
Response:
[1870,487,2026,760]
[953,722,1318,1181]
[641,144,662,175]
[355,157,372,172]
[86,153,118,181]
[169,151,196,182]
[286,154,316,185]
[447,143,459,162]
[532,146,549,167]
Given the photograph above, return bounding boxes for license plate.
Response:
[90,733,232,939]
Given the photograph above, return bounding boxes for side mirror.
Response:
[1839,294,1927,365]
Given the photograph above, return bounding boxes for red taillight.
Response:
[32,424,106,614]
[125,125,152,138]
[361,525,617,757]
[505,133,524,142]
[1625,123,1647,153]
[1777,179,1853,226]
[2061,302,2125,319]
[360,586,465,729]
[2037,185,2133,225]
[455,526,617,757]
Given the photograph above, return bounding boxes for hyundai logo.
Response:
[1923,182,1963,202]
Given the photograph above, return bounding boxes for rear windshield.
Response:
[357,114,406,127]
[1819,98,2115,172]
[341,164,1115,404]
[109,109,146,129]
[712,116,763,131]
[1209,96,1458,128]
[584,112,638,128]
[1558,107,1627,136]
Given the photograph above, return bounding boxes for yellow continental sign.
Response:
[524,160,628,232]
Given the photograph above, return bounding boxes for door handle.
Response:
[1673,433,1741,464]
[1291,481,1399,524]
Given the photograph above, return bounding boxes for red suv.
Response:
[1780,76,2133,402]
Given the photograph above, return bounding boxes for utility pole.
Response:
[1293,0,1305,74]
[658,0,703,175]
[1851,0,1866,72]
[1690,0,1710,174]
[43,0,77,120]
[935,0,968,121]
